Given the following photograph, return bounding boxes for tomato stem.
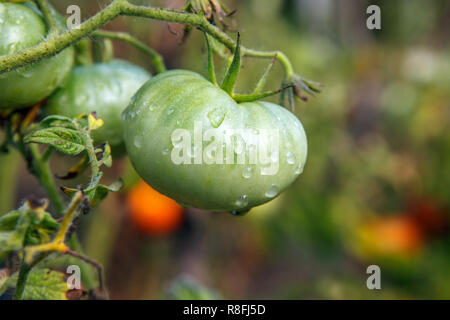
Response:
[203,33,218,86]
[92,30,167,74]
[35,0,63,35]
[0,0,301,85]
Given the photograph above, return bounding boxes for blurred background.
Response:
[1,0,449,299]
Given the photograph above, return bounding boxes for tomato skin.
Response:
[0,3,74,110]
[123,70,308,212]
[46,60,151,148]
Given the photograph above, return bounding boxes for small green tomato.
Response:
[0,3,74,110]
[46,60,151,150]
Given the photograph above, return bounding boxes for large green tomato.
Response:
[123,70,307,212]
[46,60,151,149]
[0,3,74,110]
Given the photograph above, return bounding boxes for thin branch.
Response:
[0,0,295,78]
[92,30,166,73]
[35,0,62,34]
[65,248,105,292]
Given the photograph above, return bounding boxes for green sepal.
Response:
[220,33,241,95]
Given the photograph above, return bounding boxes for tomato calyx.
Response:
[205,32,295,105]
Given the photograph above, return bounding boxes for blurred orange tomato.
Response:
[126,180,184,235]
[357,215,424,258]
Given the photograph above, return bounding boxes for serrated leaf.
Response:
[7,269,68,300]
[40,115,76,129]
[24,127,86,155]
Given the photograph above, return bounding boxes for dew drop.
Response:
[168,108,174,115]
[271,150,279,163]
[149,105,156,111]
[265,184,279,198]
[295,163,304,175]
[133,136,142,148]
[235,195,248,208]
[176,120,182,126]
[162,148,169,156]
[230,209,249,217]
[207,107,225,128]
[242,167,252,179]
[287,151,295,165]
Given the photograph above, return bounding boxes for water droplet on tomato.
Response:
[207,107,225,128]
[133,136,142,148]
[295,163,303,175]
[265,184,278,198]
[230,209,249,216]
[235,195,248,208]
[287,151,295,164]
[242,167,252,179]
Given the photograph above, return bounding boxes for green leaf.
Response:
[6,269,68,300]
[85,179,123,207]
[40,115,76,129]
[0,209,33,263]
[0,203,59,263]
[0,210,21,231]
[24,127,86,155]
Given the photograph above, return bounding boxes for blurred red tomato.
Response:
[358,215,424,258]
[126,180,184,235]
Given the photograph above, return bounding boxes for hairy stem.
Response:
[29,145,65,216]
[53,191,83,243]
[0,0,295,78]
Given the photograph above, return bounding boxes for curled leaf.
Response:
[85,179,124,207]
[55,154,89,180]
[40,115,76,129]
[24,127,86,156]
[281,74,323,109]
[88,113,104,131]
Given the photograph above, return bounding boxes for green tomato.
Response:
[0,3,74,110]
[123,70,307,212]
[46,60,151,149]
